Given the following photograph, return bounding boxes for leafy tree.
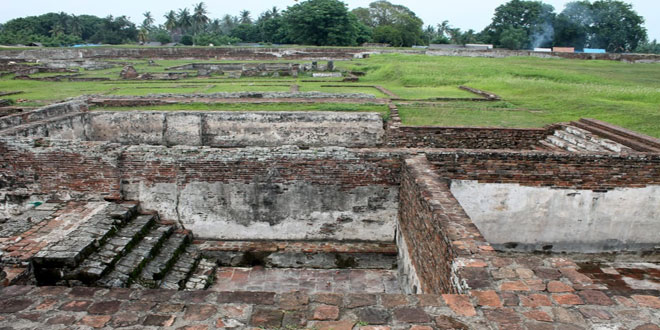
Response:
[553,1,592,48]
[589,0,646,52]
[281,0,365,46]
[636,39,660,54]
[180,35,193,45]
[554,0,646,52]
[351,1,423,46]
[500,27,528,49]
[482,0,556,49]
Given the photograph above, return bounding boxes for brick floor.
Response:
[210,267,402,294]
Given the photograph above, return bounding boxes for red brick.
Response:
[59,300,92,312]
[78,315,111,328]
[520,294,552,307]
[143,315,176,327]
[500,281,530,291]
[313,305,340,321]
[552,294,584,305]
[310,320,356,330]
[471,290,502,307]
[442,294,477,317]
[522,310,553,322]
[547,281,574,293]
[577,290,614,306]
[630,295,660,309]
[393,307,431,323]
[312,293,343,306]
[184,304,217,321]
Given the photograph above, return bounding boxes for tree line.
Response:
[0,0,657,53]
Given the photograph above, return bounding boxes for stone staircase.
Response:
[31,202,216,290]
[539,124,634,153]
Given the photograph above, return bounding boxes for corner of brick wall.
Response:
[398,154,495,294]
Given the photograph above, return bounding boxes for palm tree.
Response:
[68,15,83,37]
[208,19,222,34]
[221,14,237,34]
[164,10,178,33]
[239,10,252,25]
[270,6,280,18]
[177,8,193,34]
[142,11,155,31]
[192,2,209,35]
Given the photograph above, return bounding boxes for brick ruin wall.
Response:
[119,146,401,241]
[1,46,658,63]
[385,126,555,150]
[86,111,384,148]
[397,156,462,294]
[426,150,660,190]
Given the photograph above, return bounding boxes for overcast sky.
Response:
[2,0,658,41]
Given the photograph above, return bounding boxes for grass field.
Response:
[1,53,658,136]
[338,54,660,137]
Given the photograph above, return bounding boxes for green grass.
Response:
[2,53,659,137]
[338,54,660,137]
[92,102,390,119]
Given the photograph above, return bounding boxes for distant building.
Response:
[583,48,606,54]
[534,48,552,52]
[553,47,575,53]
[465,44,493,50]
[428,44,464,50]
[362,43,391,48]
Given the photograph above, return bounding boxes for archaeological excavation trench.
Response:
[0,95,659,328]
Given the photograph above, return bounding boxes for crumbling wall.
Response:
[88,111,384,147]
[451,180,660,252]
[0,138,122,200]
[427,150,660,190]
[386,126,555,149]
[120,146,400,241]
[0,101,87,132]
[397,156,462,294]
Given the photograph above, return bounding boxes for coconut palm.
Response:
[177,8,193,34]
[164,10,177,33]
[239,10,252,25]
[192,2,209,34]
[142,11,155,31]
[221,14,238,34]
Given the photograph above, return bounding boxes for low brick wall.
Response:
[386,126,554,149]
[0,138,122,200]
[398,156,465,294]
[427,149,660,190]
[119,146,401,241]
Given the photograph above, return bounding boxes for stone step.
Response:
[579,118,660,150]
[32,203,138,285]
[573,121,660,152]
[96,225,173,288]
[65,214,156,284]
[538,139,565,152]
[160,246,203,290]
[545,135,587,152]
[562,126,632,153]
[134,232,191,288]
[184,258,217,291]
[553,129,611,152]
